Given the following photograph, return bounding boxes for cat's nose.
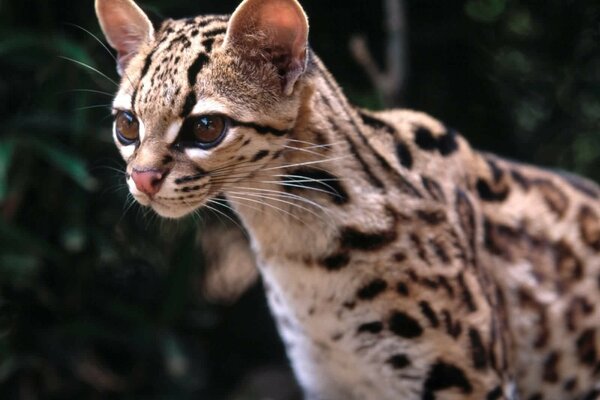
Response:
[131,168,167,196]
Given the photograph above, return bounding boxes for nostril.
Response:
[131,168,168,196]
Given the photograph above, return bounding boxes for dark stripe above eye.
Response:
[188,52,209,86]
[229,119,289,137]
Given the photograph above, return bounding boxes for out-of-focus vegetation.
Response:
[0,0,598,398]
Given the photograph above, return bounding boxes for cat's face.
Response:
[96,0,309,218]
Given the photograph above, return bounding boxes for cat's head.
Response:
[95,0,310,218]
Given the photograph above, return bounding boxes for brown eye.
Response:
[115,111,139,144]
[192,115,226,145]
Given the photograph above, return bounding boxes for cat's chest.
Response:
[257,255,415,400]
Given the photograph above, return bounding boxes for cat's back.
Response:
[368,107,600,399]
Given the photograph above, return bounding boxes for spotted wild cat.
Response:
[95,0,600,398]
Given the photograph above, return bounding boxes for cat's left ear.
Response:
[224,0,309,95]
[95,0,154,75]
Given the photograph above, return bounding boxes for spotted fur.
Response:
[96,0,600,399]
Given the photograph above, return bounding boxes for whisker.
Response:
[63,88,115,97]
[76,104,112,111]
[229,186,336,219]
[59,56,119,87]
[225,194,309,228]
[227,190,328,222]
[65,23,136,88]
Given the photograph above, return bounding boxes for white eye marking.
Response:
[139,119,147,142]
[185,148,211,160]
[120,144,135,159]
[113,94,133,111]
[191,99,230,116]
[165,120,183,144]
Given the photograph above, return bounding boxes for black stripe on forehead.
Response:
[131,47,158,111]
[188,52,209,86]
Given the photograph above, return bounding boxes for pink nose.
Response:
[131,168,166,196]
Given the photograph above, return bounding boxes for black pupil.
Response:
[198,117,212,130]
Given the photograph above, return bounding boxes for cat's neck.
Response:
[226,53,397,266]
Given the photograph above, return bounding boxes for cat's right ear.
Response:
[95,0,154,75]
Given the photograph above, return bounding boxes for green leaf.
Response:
[0,138,15,202]
[465,0,507,23]
[29,137,97,191]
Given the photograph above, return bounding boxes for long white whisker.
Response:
[65,23,136,88]
[59,56,119,87]
[227,191,327,222]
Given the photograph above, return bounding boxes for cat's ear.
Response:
[95,0,154,75]
[224,0,309,95]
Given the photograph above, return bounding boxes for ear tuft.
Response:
[95,0,154,75]
[224,0,309,95]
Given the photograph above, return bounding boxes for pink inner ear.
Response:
[257,2,307,58]
[96,0,154,73]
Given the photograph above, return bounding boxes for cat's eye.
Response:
[192,115,226,145]
[178,115,227,149]
[115,111,139,144]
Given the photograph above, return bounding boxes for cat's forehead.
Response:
[118,15,231,120]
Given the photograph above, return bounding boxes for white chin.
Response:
[150,202,199,219]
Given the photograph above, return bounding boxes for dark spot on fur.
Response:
[339,225,397,252]
[389,311,423,338]
[533,179,569,218]
[458,273,477,312]
[486,386,503,400]
[476,178,510,202]
[564,377,578,392]
[357,321,383,334]
[417,209,447,225]
[396,282,409,296]
[422,176,446,203]
[414,126,458,156]
[438,128,459,156]
[202,37,216,53]
[543,352,560,383]
[396,141,413,169]
[251,150,270,162]
[419,301,439,327]
[422,361,473,400]
[394,252,407,262]
[359,111,395,135]
[410,233,428,262]
[576,328,597,366]
[387,354,411,369]
[579,206,600,251]
[429,239,451,264]
[321,253,350,271]
[357,279,388,300]
[442,310,462,339]
[528,394,543,400]
[415,127,438,151]
[468,328,488,370]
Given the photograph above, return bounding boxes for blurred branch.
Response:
[350,0,408,107]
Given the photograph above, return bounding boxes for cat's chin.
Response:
[150,202,200,219]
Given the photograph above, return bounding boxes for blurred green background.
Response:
[1,0,599,398]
